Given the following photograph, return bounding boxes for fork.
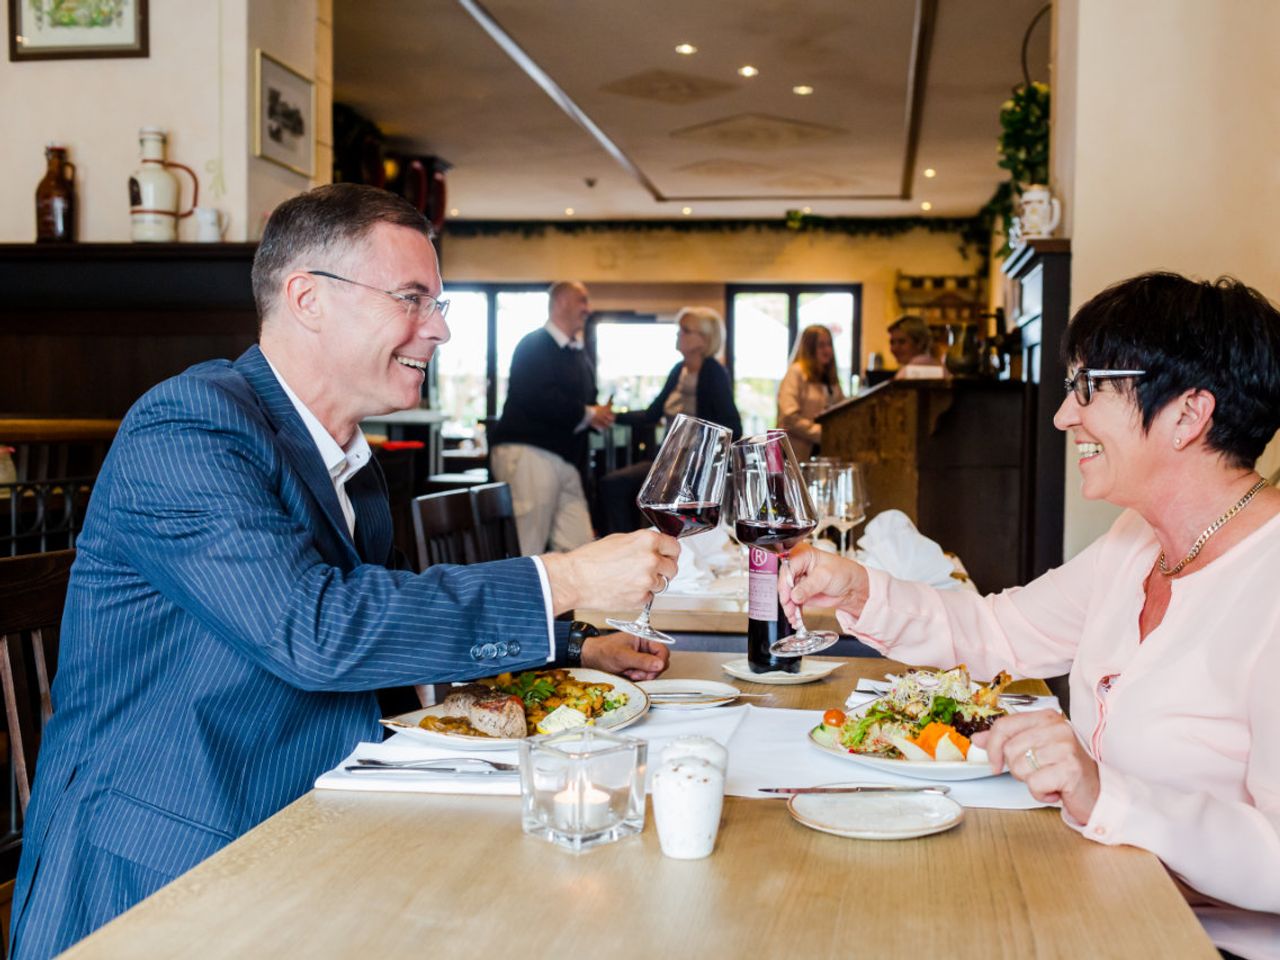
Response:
[354,757,518,772]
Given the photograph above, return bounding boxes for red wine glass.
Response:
[731,432,840,656]
[606,414,732,645]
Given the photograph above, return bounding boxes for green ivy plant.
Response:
[982,81,1051,256]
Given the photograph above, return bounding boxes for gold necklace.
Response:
[1157,477,1269,576]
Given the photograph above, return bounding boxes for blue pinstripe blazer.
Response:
[12,346,552,959]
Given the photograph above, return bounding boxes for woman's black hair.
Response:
[1063,272,1280,468]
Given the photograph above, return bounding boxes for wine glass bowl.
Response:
[731,433,841,657]
[606,415,732,645]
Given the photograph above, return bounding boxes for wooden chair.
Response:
[0,548,74,951]
[469,482,521,563]
[410,489,478,572]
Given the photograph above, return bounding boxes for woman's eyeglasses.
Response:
[1063,368,1146,405]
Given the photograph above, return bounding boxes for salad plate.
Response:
[382,669,649,751]
[722,658,842,685]
[787,782,964,840]
[809,725,997,781]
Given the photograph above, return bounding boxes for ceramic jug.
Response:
[36,143,77,242]
[1015,184,1061,240]
[129,128,199,242]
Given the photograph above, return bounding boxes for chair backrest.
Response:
[470,482,521,562]
[410,489,478,572]
[0,550,73,817]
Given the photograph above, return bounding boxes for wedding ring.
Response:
[654,573,669,596]
[1024,747,1041,772]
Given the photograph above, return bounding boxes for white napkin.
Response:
[722,705,1050,809]
[665,525,745,598]
[315,735,521,795]
[857,510,962,590]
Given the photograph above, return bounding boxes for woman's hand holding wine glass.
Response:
[606,414,733,645]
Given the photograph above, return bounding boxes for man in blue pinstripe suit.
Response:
[11,184,678,958]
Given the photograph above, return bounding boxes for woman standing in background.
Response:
[777,324,845,460]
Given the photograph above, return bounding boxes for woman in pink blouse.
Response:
[783,273,1280,960]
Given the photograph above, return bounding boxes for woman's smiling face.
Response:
[1053,370,1156,505]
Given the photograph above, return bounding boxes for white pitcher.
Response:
[129,128,199,242]
[1015,184,1061,240]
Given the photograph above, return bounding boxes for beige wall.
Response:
[1,0,330,244]
[444,226,979,368]
[1056,0,1280,558]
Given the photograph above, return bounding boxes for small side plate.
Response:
[637,678,742,709]
[787,782,964,840]
[722,657,842,686]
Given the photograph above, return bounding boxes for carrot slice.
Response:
[911,722,971,759]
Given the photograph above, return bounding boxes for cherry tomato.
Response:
[822,709,846,728]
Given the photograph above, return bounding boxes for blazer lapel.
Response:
[348,459,393,564]
[234,346,361,564]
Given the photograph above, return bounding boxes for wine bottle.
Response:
[746,545,800,673]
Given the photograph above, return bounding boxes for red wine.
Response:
[734,518,816,554]
[746,546,800,673]
[642,501,721,539]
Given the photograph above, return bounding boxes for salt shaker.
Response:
[660,736,728,773]
[652,756,724,859]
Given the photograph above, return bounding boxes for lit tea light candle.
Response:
[553,782,611,831]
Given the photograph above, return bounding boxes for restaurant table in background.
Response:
[61,653,1216,959]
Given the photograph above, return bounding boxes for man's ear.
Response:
[281,270,324,333]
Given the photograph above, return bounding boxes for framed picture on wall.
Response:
[9,0,149,61]
[254,49,315,178]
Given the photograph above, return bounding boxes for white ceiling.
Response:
[334,0,1050,221]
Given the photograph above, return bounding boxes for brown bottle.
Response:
[36,144,77,243]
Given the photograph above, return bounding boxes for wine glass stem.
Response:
[779,554,812,640]
[633,596,655,630]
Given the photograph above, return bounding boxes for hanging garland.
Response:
[444,213,988,259]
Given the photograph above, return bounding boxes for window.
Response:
[727,285,862,437]
[593,315,680,416]
[494,290,549,414]
[434,289,488,436]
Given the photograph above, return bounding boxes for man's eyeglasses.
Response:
[1063,368,1146,405]
[307,270,450,321]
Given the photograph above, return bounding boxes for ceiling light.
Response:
[923,168,937,178]
[792,85,814,96]
[675,43,697,55]
[682,206,693,216]
[738,65,758,78]
[920,201,933,211]
[802,206,812,214]
[449,208,459,217]
[564,207,575,216]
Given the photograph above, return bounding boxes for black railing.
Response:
[1,478,95,557]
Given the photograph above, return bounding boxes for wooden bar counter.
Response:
[62,653,1216,959]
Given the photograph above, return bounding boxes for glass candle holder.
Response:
[519,726,647,852]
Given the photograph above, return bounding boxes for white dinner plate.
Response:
[808,723,998,782]
[787,784,964,840]
[381,669,649,751]
[722,657,842,686]
[637,678,743,709]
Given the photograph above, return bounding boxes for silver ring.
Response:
[1024,747,1041,772]
[653,573,669,596]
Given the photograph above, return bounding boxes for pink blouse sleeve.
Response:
[835,535,1105,679]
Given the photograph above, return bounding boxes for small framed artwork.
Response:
[254,49,315,178]
[9,0,149,61]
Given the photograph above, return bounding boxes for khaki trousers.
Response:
[489,443,593,555]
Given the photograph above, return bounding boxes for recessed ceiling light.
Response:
[738,65,759,78]
[565,207,575,216]
[792,85,814,96]
[923,168,937,178]
[920,201,933,211]
[675,43,697,55]
[802,206,812,214]
[681,206,693,216]
[449,208,459,217]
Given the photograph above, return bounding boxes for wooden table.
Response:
[63,654,1216,959]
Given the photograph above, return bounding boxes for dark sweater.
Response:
[490,328,598,467]
[616,357,743,439]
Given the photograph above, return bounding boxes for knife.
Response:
[343,765,518,776]
[759,785,950,796]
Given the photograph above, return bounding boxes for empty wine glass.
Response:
[731,433,840,656]
[830,463,869,556]
[606,414,732,645]
[800,460,836,547]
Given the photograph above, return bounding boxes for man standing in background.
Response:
[490,281,614,554]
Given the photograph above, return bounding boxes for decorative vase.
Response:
[129,128,199,242]
[945,324,982,376]
[36,143,76,243]
[1013,184,1061,241]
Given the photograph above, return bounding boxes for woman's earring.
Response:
[1174,436,1183,448]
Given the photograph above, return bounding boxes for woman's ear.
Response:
[1171,389,1216,449]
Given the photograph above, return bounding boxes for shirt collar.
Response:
[544,321,583,350]
[262,356,371,484]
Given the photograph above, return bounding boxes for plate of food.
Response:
[382,668,649,750]
[722,658,842,686]
[808,667,1014,781]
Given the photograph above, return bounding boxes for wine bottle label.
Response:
[747,546,778,622]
